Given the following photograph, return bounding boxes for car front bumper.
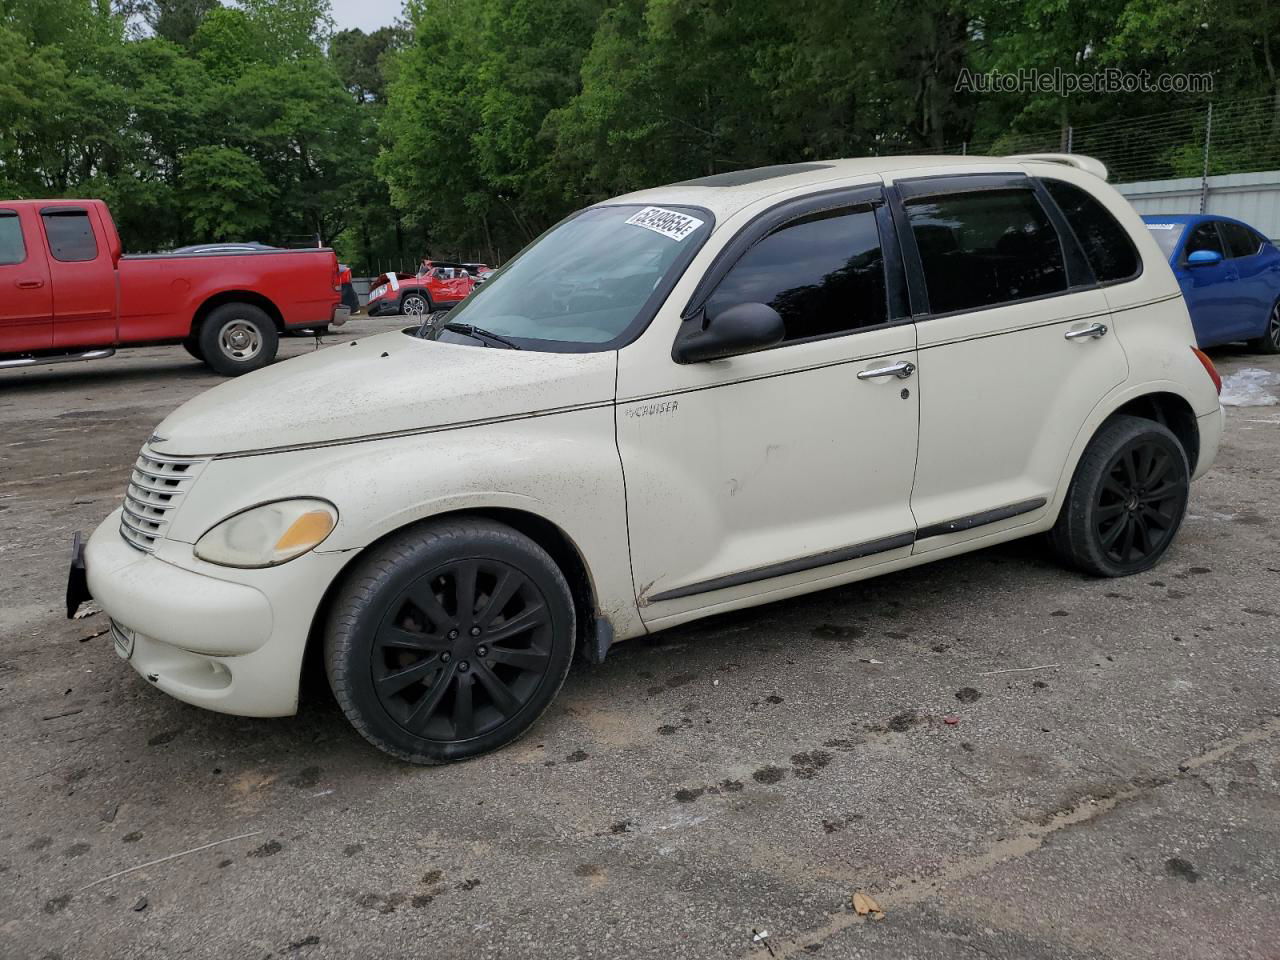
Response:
[82,510,352,717]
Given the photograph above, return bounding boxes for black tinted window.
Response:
[707,206,886,342]
[1042,179,1139,282]
[906,189,1066,314]
[42,211,98,262]
[0,212,24,265]
[1220,221,1261,259]
[1183,222,1223,258]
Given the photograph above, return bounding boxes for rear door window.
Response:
[0,211,25,265]
[905,188,1067,314]
[41,210,99,262]
[1042,179,1139,283]
[706,205,887,342]
[1220,221,1262,259]
[1182,222,1224,259]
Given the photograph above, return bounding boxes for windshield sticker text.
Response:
[624,207,704,242]
[1145,223,1179,230]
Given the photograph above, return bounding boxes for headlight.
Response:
[194,499,337,568]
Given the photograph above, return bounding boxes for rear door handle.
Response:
[15,279,44,289]
[1064,322,1108,341]
[857,360,915,380]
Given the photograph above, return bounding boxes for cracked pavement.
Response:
[1,328,1277,959]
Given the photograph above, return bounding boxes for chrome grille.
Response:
[118,449,206,552]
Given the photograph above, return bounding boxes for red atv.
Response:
[365,260,479,317]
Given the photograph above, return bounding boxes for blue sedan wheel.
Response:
[1252,301,1280,355]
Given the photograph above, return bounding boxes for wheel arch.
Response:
[1106,390,1200,472]
[299,506,603,704]
[191,290,285,336]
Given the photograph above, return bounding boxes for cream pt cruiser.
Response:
[71,155,1225,763]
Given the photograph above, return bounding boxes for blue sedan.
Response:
[1143,214,1280,353]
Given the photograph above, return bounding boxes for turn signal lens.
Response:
[195,499,337,568]
[1191,347,1222,395]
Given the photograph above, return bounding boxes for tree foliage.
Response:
[2,0,1278,271]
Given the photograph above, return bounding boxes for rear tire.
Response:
[198,303,278,376]
[182,338,204,362]
[1248,300,1280,354]
[325,517,576,764]
[1048,415,1190,577]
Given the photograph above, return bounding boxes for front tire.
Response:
[182,337,204,362]
[400,293,431,317]
[325,518,576,764]
[1048,415,1190,577]
[1248,300,1280,354]
[198,303,278,376]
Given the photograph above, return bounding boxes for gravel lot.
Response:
[1,323,1277,960]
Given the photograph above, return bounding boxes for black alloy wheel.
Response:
[325,518,576,763]
[371,557,555,741]
[1048,415,1190,577]
[1093,439,1184,567]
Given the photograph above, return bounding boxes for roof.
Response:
[1139,214,1201,223]
[608,154,1106,222]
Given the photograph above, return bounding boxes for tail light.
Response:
[1191,347,1221,394]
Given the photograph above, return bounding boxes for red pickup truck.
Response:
[0,199,349,376]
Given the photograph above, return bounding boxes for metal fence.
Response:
[878,95,1280,187]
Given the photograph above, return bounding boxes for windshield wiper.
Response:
[441,322,522,350]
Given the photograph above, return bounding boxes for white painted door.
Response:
[617,201,921,619]
[898,184,1129,549]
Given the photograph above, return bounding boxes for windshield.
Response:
[427,204,711,349]
[1144,221,1185,259]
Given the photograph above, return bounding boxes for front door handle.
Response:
[1064,322,1108,341]
[857,360,915,380]
[15,279,44,289]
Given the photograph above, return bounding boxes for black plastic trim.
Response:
[1029,178,1096,288]
[895,172,1031,199]
[646,531,915,604]
[884,183,930,317]
[916,497,1047,541]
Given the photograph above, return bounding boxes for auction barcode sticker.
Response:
[1145,222,1179,230]
[625,206,705,242]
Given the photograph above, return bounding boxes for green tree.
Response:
[179,144,275,237]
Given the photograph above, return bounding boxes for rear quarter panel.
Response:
[1027,167,1222,500]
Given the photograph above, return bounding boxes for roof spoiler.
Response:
[1005,153,1108,182]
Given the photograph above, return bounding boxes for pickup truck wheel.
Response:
[182,338,205,362]
[325,517,576,764]
[199,303,278,376]
[1047,415,1189,577]
[400,293,431,317]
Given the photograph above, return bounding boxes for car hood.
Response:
[149,331,618,457]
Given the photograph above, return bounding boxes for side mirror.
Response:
[673,302,785,363]
[1187,249,1223,267]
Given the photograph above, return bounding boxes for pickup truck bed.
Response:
[1,199,348,375]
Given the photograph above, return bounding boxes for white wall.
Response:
[1115,170,1280,241]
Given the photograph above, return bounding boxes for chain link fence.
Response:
[878,95,1280,185]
